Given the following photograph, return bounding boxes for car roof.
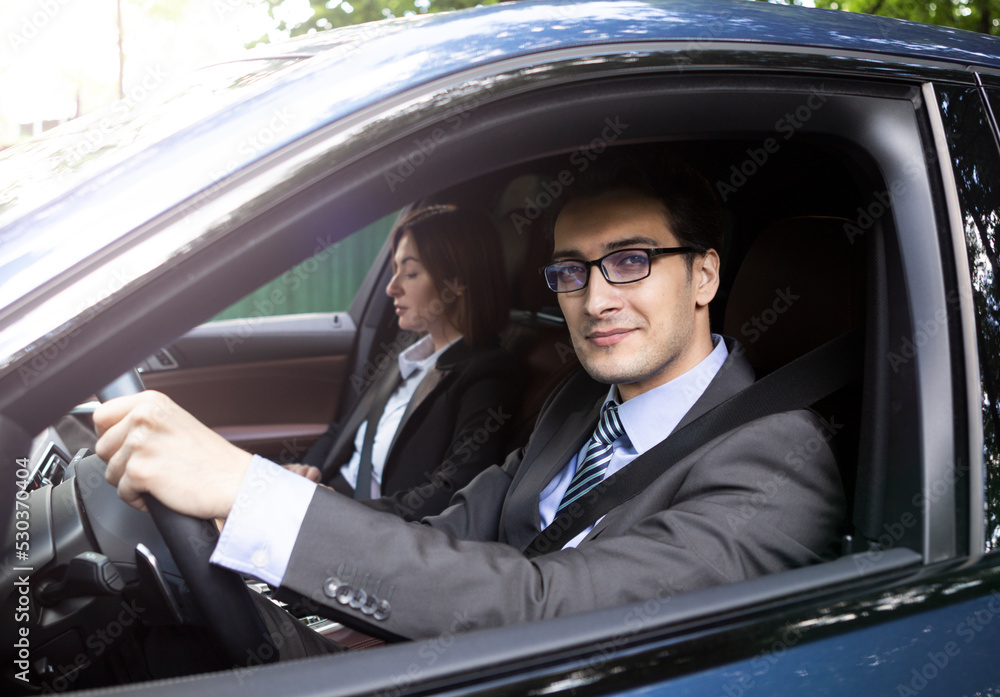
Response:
[247,0,1000,68]
[2,0,999,360]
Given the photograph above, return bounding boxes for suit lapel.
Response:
[381,341,470,481]
[320,366,396,478]
[503,374,608,547]
[383,367,447,460]
[516,397,604,505]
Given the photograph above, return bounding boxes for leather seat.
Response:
[723,216,865,375]
[723,216,867,539]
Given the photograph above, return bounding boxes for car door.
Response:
[111,46,998,695]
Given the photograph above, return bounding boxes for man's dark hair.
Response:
[551,147,724,256]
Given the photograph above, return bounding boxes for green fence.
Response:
[210,213,396,321]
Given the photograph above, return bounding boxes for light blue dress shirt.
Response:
[212,335,728,584]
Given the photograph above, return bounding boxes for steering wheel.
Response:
[97,370,277,667]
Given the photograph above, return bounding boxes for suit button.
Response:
[322,577,342,599]
[360,594,379,615]
[373,599,391,621]
[335,585,354,605]
[348,588,367,609]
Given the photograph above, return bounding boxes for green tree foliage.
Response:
[765,0,1000,35]
[941,85,1000,551]
[259,0,500,37]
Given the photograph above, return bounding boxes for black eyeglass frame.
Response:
[540,246,701,293]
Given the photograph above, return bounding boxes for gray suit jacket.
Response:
[280,339,845,639]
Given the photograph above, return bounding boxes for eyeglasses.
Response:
[540,247,699,293]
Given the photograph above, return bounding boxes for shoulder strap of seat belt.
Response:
[523,328,863,558]
[355,365,402,500]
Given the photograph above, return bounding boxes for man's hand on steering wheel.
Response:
[93,385,278,667]
[94,390,253,518]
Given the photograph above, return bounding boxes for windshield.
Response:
[0,57,303,228]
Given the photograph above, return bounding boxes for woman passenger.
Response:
[290,205,520,521]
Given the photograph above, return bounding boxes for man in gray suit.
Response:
[96,150,844,642]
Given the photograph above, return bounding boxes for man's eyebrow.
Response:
[606,236,663,251]
[551,236,664,261]
[551,247,584,261]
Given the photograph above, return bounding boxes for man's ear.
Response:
[694,249,720,307]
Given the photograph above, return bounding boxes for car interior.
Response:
[6,67,968,691]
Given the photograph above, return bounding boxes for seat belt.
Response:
[354,365,402,500]
[523,328,863,558]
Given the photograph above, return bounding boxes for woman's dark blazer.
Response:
[302,338,522,522]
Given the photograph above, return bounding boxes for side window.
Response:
[938,84,1000,551]
[210,213,396,321]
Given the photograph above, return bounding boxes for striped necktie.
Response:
[556,402,624,516]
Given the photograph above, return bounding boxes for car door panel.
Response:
[141,312,356,460]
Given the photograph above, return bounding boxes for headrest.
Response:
[723,217,864,376]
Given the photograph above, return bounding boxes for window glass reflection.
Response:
[938,85,1000,552]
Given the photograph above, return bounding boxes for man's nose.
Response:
[582,269,623,316]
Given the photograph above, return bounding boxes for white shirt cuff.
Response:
[210,455,316,586]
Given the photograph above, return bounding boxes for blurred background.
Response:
[0,0,493,148]
[1,0,998,150]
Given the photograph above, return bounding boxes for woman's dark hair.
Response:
[391,205,508,347]
[551,148,724,257]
